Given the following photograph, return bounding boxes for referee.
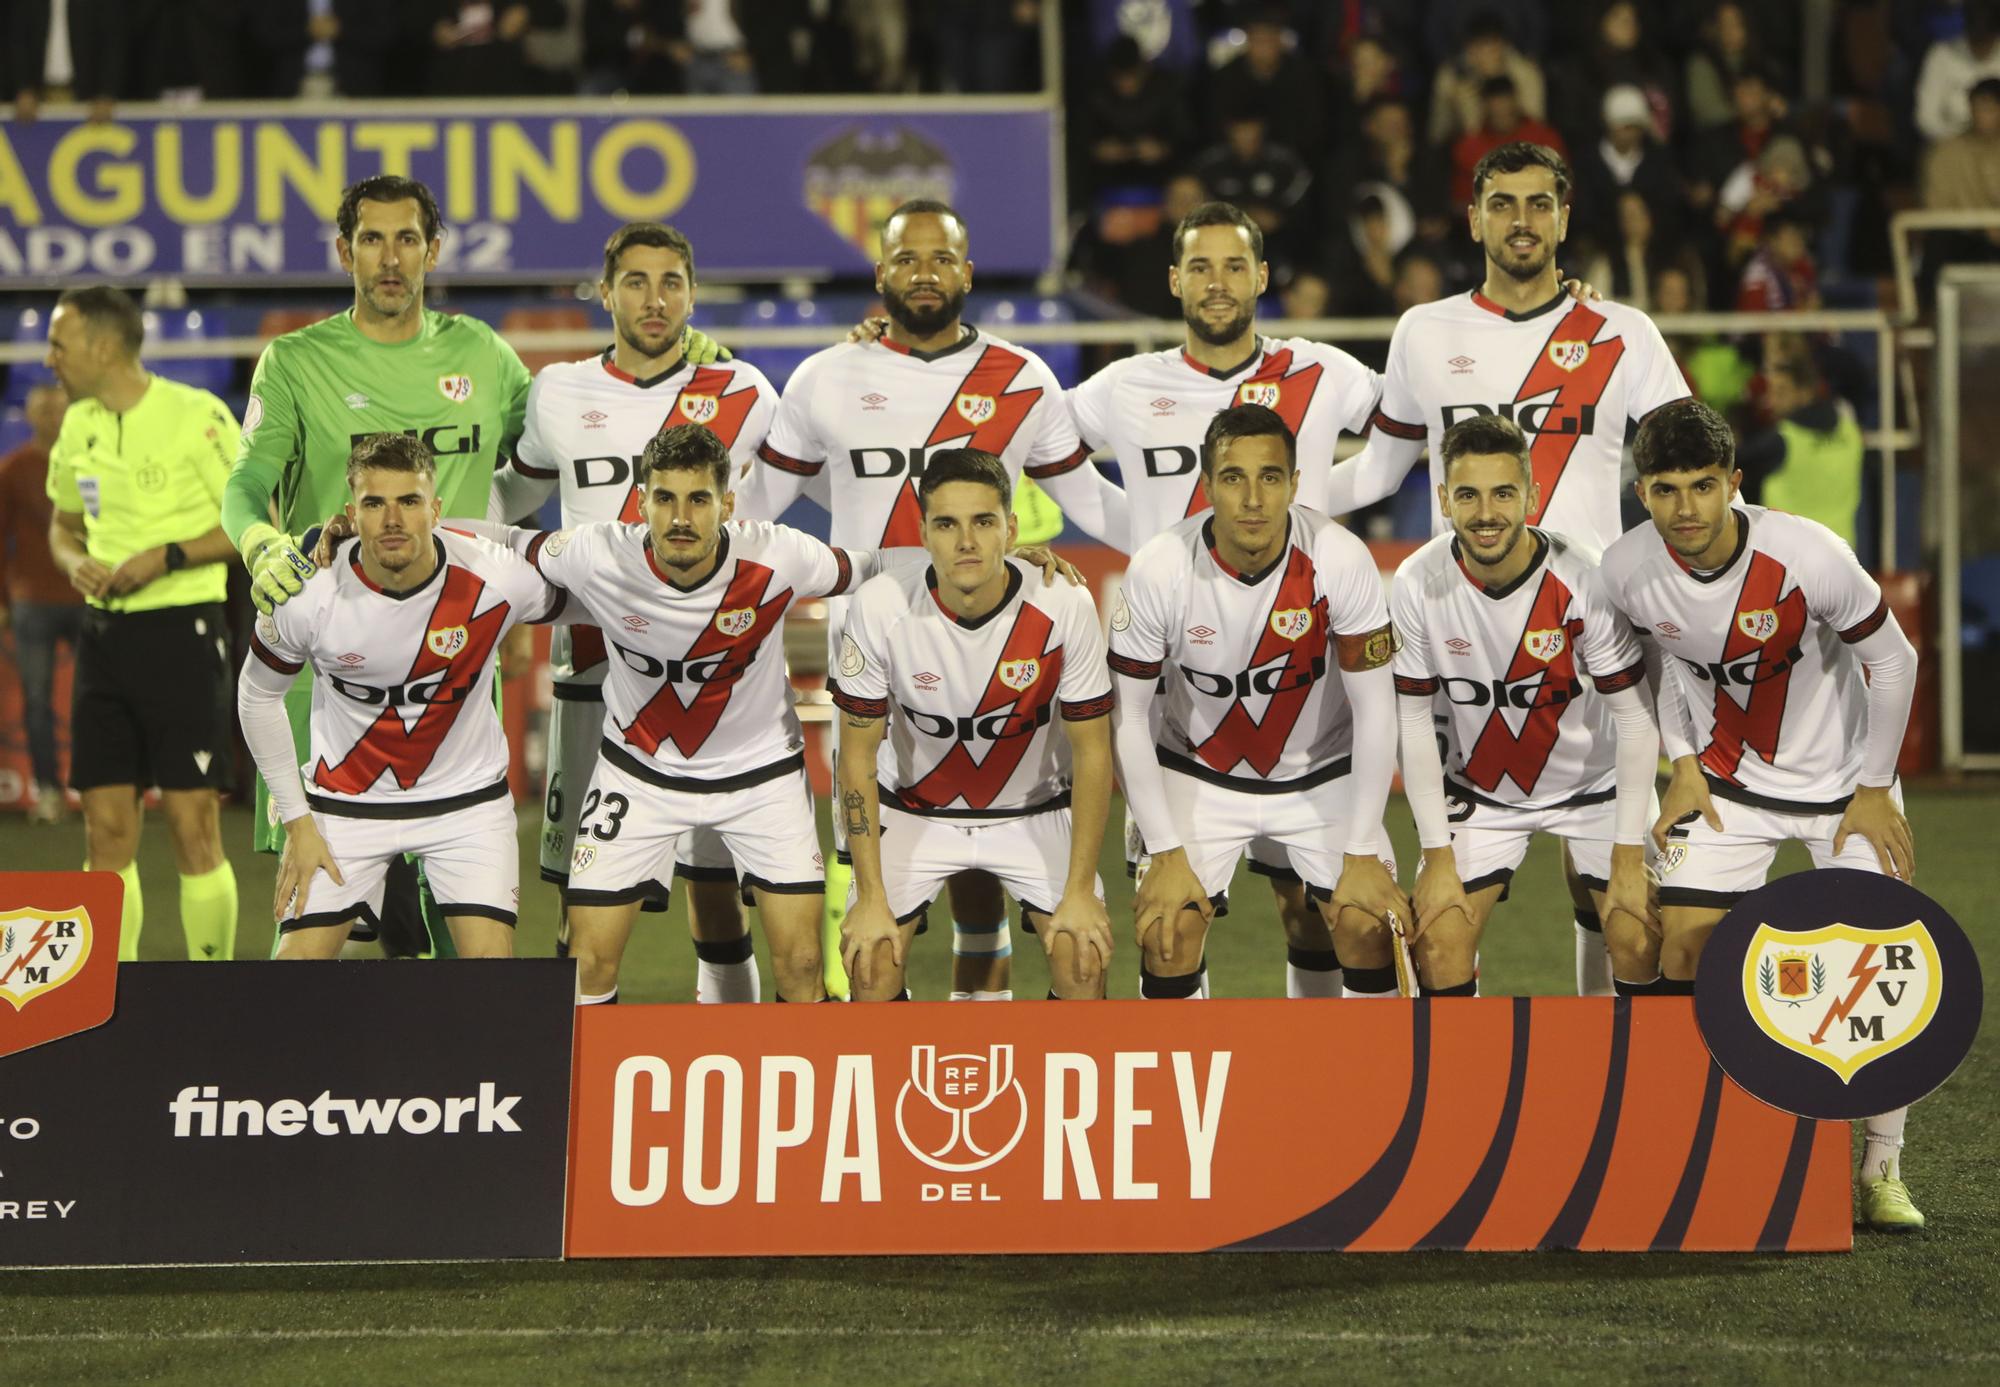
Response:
[43,285,240,962]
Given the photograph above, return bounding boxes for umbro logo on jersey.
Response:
[621,615,649,631]
[915,671,941,687]
[582,410,608,429]
[1522,628,1566,662]
[955,393,997,426]
[344,393,370,410]
[1449,356,1476,372]
[861,393,888,409]
[437,375,475,404]
[1547,341,1591,372]
[427,626,468,658]
[338,652,366,666]
[1150,397,1176,413]
[1446,637,1473,654]
[1269,608,1312,641]
[714,607,757,637]
[1188,626,1216,644]
[1657,622,1682,638]
[1737,609,1779,643]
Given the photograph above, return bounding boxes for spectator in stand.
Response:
[0,383,82,825]
[1925,75,2000,267]
[1211,7,1326,162]
[1192,111,1314,278]
[1574,83,1686,253]
[428,0,530,96]
[1326,33,1414,139]
[580,0,680,94]
[1080,35,1191,199]
[1737,209,1819,311]
[1655,256,1753,412]
[1579,189,1667,308]
[1450,77,1567,207]
[932,0,1041,94]
[1552,1,1678,149]
[1917,0,2000,142]
[1684,1,1765,132]
[1325,189,1408,317]
[1693,63,1822,280]
[1737,349,1864,547]
[1392,246,1446,313]
[1324,99,1448,248]
[1070,172,1206,320]
[1429,9,1550,147]
[679,0,757,94]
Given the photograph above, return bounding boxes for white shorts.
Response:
[562,748,824,907]
[1445,784,1620,898]
[1152,767,1397,911]
[542,692,733,893]
[1653,781,1903,908]
[283,787,519,933]
[859,801,1100,925]
[1124,802,1300,885]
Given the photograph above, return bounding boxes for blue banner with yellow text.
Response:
[0,107,1055,283]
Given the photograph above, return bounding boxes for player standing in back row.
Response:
[738,198,1127,1002]
[1599,399,1924,1232]
[488,221,778,1002]
[1323,142,1691,996]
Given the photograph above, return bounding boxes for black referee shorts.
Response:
[71,602,233,793]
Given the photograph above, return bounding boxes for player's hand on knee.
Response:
[1330,852,1412,934]
[1410,847,1470,942]
[1653,759,1723,853]
[1043,892,1112,990]
[1133,848,1207,961]
[1834,785,1915,881]
[1604,843,1660,938]
[274,814,342,920]
[840,898,902,994]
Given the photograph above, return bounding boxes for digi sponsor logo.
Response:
[0,908,93,1010]
[168,1083,523,1137]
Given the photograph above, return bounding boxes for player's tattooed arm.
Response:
[1336,622,1399,672]
[841,787,871,840]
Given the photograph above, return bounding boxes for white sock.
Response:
[578,987,618,1006]
[1285,946,1343,998]
[1576,918,1614,996]
[1861,1107,1908,1181]
[693,937,760,1003]
[949,989,1013,1001]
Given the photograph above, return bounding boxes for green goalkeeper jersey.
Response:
[222,307,530,541]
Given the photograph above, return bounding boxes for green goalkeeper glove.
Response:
[239,521,316,614]
[682,327,733,364]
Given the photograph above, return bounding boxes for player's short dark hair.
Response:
[1440,413,1532,482]
[1172,200,1265,264]
[602,222,696,285]
[54,285,143,358]
[1633,398,1736,476]
[336,175,445,244]
[637,423,732,492]
[881,198,966,244]
[1201,403,1295,476]
[346,431,436,487]
[1470,141,1572,204]
[917,448,1011,514]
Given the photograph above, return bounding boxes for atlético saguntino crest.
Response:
[1237,381,1281,409]
[1742,920,1942,1083]
[677,393,719,426]
[427,625,468,659]
[955,393,996,427]
[715,607,757,637]
[1522,628,1566,662]
[997,658,1039,691]
[1547,341,1591,371]
[1737,608,1780,643]
[1269,608,1312,641]
[0,906,94,1011]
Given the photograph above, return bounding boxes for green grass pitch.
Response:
[1,785,1995,1385]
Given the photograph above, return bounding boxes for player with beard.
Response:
[1066,200,1381,997]
[737,199,1127,1002]
[487,222,778,1002]
[1598,400,1923,1232]
[1322,142,1690,997]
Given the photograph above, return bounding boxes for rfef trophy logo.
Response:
[1695,869,1982,1120]
[893,1044,1028,1174]
[0,872,124,1059]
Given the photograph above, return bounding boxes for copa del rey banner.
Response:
[566,998,1852,1256]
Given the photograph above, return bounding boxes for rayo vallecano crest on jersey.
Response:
[1742,920,1941,1082]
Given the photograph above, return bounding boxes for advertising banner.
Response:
[0,962,576,1266]
[566,997,1852,1256]
[0,871,120,1059]
[0,106,1057,283]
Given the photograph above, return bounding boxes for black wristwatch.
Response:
[164,542,187,572]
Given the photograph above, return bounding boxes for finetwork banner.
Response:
[0,963,575,1266]
[565,997,1853,1256]
[0,106,1056,283]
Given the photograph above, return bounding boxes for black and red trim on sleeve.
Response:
[1060,692,1115,720]
[1839,600,1889,644]
[1368,409,1425,441]
[1591,661,1646,694]
[1108,652,1162,680]
[1394,673,1439,696]
[533,587,570,625]
[830,687,888,718]
[525,530,554,572]
[758,441,823,476]
[823,546,855,596]
[509,453,559,480]
[1026,444,1092,480]
[251,633,303,676]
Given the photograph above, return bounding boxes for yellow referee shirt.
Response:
[46,375,236,613]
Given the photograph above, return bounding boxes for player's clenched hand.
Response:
[1133,847,1210,969]
[1603,843,1660,939]
[1833,785,1915,882]
[1652,756,1722,853]
[1041,891,1113,990]
[239,521,316,614]
[274,814,343,921]
[1330,852,1412,933]
[1012,544,1085,588]
[1410,847,1471,942]
[846,316,889,345]
[841,896,904,994]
